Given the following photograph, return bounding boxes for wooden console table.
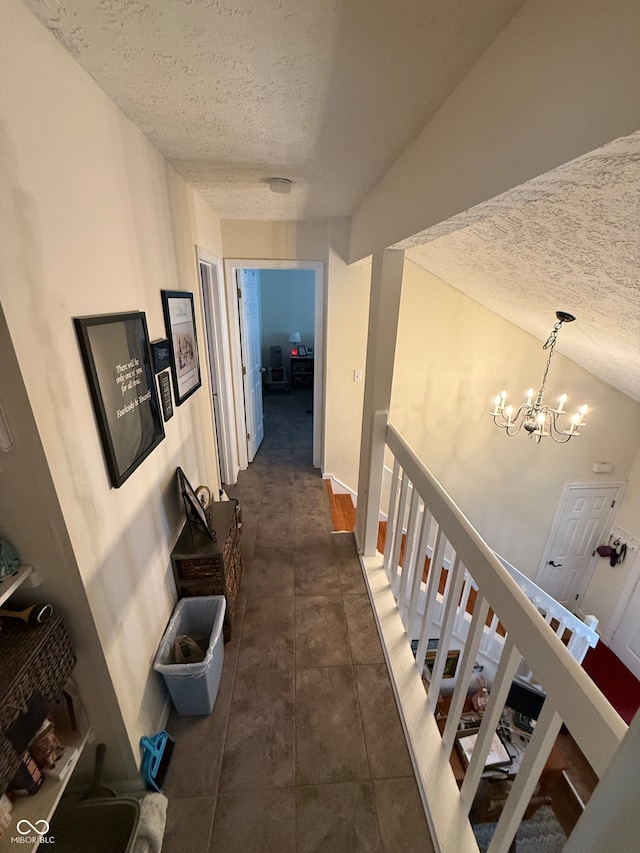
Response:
[170,500,242,641]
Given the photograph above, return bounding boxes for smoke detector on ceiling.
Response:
[268,177,293,194]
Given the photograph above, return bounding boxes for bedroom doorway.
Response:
[224,259,324,472]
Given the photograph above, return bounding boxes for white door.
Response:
[536,483,624,609]
[237,269,264,461]
[610,561,640,680]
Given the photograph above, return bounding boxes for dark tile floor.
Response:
[161,388,434,853]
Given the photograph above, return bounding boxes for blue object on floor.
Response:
[140,730,175,792]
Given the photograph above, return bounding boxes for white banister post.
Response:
[355,248,405,555]
[362,410,388,556]
[563,708,640,853]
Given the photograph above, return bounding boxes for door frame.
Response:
[224,259,325,471]
[197,247,240,485]
[535,480,627,607]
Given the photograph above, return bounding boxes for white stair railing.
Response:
[359,411,627,853]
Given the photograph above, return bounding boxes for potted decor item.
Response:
[472,676,489,713]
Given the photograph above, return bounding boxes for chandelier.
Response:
[490,311,589,443]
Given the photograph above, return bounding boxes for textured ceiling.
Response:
[404,132,640,401]
[17,0,640,402]
[21,0,525,219]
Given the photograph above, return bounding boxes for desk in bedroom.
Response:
[290,354,313,388]
[438,696,566,821]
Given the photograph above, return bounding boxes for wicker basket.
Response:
[0,614,76,792]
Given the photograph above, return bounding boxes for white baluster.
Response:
[382,458,402,580]
[398,489,422,624]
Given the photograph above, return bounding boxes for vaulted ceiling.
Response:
[20,0,640,402]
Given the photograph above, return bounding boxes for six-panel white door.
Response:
[536,484,622,609]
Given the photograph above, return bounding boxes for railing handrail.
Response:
[495,554,599,651]
[385,418,626,776]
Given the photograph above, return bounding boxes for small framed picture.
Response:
[297,345,307,356]
[157,370,173,422]
[195,485,212,510]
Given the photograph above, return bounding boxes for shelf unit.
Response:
[0,566,90,851]
[0,726,92,851]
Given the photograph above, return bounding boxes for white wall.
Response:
[583,446,640,631]
[350,0,640,260]
[1,0,223,776]
[390,261,640,587]
[259,268,315,371]
[324,226,371,492]
[221,219,329,261]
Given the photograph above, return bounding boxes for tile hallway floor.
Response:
[161,388,435,853]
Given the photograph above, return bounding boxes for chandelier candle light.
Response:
[490,311,589,443]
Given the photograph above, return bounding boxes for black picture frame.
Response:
[176,467,215,540]
[150,338,171,374]
[157,370,174,421]
[161,290,201,406]
[74,312,165,488]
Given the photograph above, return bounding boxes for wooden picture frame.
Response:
[161,290,202,406]
[74,311,165,488]
[425,648,460,678]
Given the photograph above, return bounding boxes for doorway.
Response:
[606,546,640,680]
[224,260,324,472]
[535,481,626,610]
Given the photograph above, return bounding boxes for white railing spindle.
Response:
[358,411,627,853]
[427,555,465,711]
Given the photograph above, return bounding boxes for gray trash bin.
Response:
[154,596,226,715]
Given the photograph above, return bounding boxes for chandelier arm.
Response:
[546,409,574,443]
[504,420,525,436]
[548,430,573,444]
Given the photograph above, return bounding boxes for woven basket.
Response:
[0,614,76,792]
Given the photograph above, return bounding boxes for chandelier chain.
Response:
[538,317,564,398]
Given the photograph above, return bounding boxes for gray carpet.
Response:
[473,805,566,853]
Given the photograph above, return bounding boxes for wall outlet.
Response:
[353,370,363,382]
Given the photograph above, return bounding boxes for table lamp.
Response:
[288,331,301,356]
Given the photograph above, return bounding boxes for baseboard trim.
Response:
[322,473,357,505]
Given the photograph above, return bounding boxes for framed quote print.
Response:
[74,311,165,488]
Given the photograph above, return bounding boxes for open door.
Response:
[237,269,264,462]
[224,259,324,472]
[199,253,239,485]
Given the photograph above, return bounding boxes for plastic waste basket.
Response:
[154,596,226,715]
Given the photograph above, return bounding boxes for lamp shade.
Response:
[288,332,301,344]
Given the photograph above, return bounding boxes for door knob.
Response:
[548,560,562,567]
